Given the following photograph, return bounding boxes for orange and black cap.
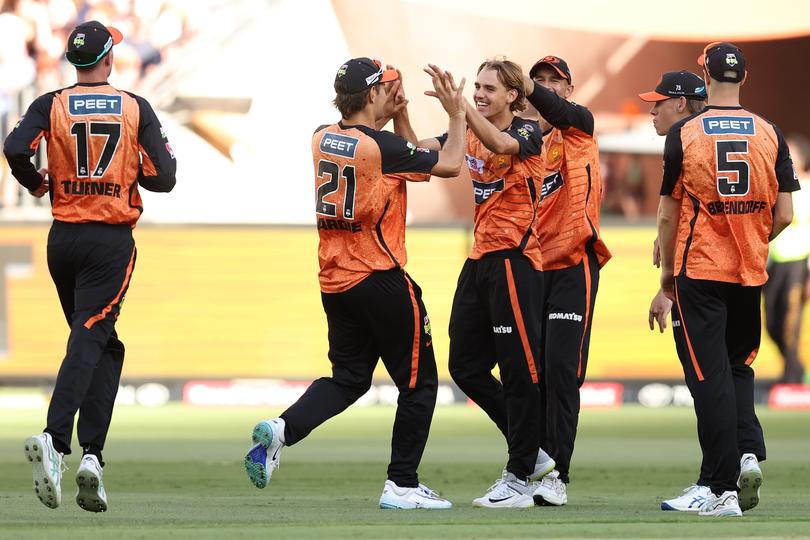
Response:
[638,71,707,102]
[334,58,399,94]
[530,55,572,83]
[698,42,746,83]
[65,20,123,67]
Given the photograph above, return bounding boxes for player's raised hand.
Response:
[390,68,409,117]
[648,288,673,333]
[424,63,465,117]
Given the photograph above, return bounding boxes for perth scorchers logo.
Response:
[547,142,563,165]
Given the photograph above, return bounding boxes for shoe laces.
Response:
[682,484,704,495]
[417,484,442,499]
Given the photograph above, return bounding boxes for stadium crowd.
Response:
[0,0,193,209]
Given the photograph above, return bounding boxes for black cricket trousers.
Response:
[45,220,136,465]
[280,269,438,488]
[448,250,543,479]
[537,246,600,484]
[671,275,766,495]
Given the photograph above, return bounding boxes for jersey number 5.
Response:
[715,140,749,196]
[70,122,121,178]
[316,159,356,219]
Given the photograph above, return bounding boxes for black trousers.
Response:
[280,269,437,488]
[671,276,766,495]
[764,259,808,384]
[537,247,600,484]
[44,220,136,465]
[448,251,543,478]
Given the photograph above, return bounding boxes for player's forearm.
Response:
[465,105,517,155]
[3,151,44,192]
[657,198,680,276]
[769,192,794,241]
[393,109,418,145]
[432,113,466,177]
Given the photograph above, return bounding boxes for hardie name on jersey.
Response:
[317,217,361,233]
[68,94,122,116]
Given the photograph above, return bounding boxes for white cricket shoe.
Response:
[472,472,536,508]
[379,480,452,509]
[530,448,556,481]
[660,484,712,512]
[738,453,762,511]
[698,490,742,517]
[244,418,285,489]
[23,433,64,509]
[532,469,567,506]
[75,454,108,512]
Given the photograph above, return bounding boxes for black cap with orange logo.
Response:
[334,58,399,94]
[529,56,572,83]
[698,42,746,83]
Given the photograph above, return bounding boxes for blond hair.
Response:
[477,57,527,112]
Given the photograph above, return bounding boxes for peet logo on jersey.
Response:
[320,133,359,159]
[472,178,504,204]
[541,171,564,201]
[465,154,485,174]
[493,325,512,334]
[702,116,755,136]
[68,94,122,116]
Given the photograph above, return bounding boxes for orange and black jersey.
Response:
[662,105,799,286]
[3,82,176,226]
[529,84,611,270]
[313,122,439,293]
[438,118,545,270]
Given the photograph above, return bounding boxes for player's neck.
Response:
[706,84,740,108]
[342,109,376,130]
[76,71,109,85]
[488,109,514,131]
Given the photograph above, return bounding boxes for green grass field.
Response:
[1,405,809,539]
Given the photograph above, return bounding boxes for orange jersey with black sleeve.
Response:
[529,84,611,270]
[313,122,439,293]
[3,82,176,226]
[455,118,545,270]
[662,106,800,286]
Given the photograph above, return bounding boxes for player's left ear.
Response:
[741,70,748,85]
[676,96,687,113]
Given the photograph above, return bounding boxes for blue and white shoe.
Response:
[738,453,762,512]
[244,418,285,489]
[24,433,65,509]
[661,484,711,512]
[379,480,452,509]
